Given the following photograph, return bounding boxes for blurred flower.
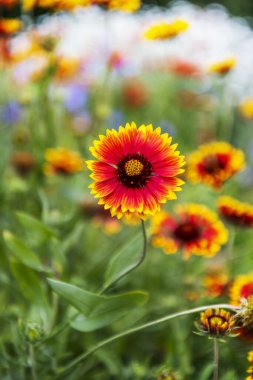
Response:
[23,0,90,11]
[178,90,214,111]
[106,110,125,128]
[70,112,91,136]
[239,98,253,120]
[54,57,80,82]
[80,199,121,234]
[108,51,125,70]
[107,0,140,12]
[208,58,236,75]
[230,273,253,306]
[122,79,149,107]
[157,369,177,380]
[144,20,189,40]
[11,151,36,177]
[217,196,253,228]
[1,101,22,124]
[44,147,84,176]
[19,320,45,344]
[186,141,245,189]
[195,308,235,339]
[169,58,201,78]
[0,18,22,37]
[87,122,184,219]
[64,84,88,113]
[0,0,18,7]
[245,350,253,380]
[203,270,228,298]
[151,204,228,259]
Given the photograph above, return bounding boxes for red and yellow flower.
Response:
[203,270,228,298]
[44,147,84,176]
[144,20,189,40]
[208,57,236,75]
[107,0,140,12]
[151,204,228,259]
[186,141,245,189]
[217,196,253,228]
[230,273,253,306]
[0,0,18,7]
[23,0,90,11]
[196,308,234,338]
[87,122,185,219]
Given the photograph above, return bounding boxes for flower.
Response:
[144,20,189,40]
[232,296,253,343]
[151,204,228,259]
[0,18,22,37]
[0,0,18,7]
[86,122,185,219]
[169,58,201,78]
[246,350,253,380]
[11,151,36,177]
[217,196,253,228]
[186,141,245,189]
[44,147,84,176]
[203,270,228,298]
[230,273,253,306]
[122,79,149,107]
[157,370,177,380]
[239,98,253,120]
[208,58,236,75]
[1,101,22,124]
[107,0,141,12]
[23,0,90,11]
[195,308,235,339]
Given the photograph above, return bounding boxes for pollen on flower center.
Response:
[117,153,152,188]
[124,159,144,176]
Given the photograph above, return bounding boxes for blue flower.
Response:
[64,85,88,114]
[1,101,22,124]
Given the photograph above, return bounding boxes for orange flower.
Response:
[0,0,18,7]
[186,141,245,189]
[0,18,22,37]
[87,122,185,219]
[151,204,228,259]
[208,58,236,75]
[203,271,228,298]
[144,20,189,40]
[54,57,80,81]
[122,79,149,107]
[169,58,201,78]
[44,147,84,176]
[217,196,253,228]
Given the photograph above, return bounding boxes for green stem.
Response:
[54,303,238,379]
[101,219,147,293]
[29,344,38,380]
[213,338,219,380]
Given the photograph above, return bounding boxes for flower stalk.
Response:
[53,303,239,379]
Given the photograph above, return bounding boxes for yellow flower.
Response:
[107,0,140,12]
[144,20,189,40]
[0,18,22,37]
[217,196,253,228]
[208,58,236,75]
[151,204,228,259]
[186,141,245,189]
[239,98,253,120]
[44,147,84,176]
[23,0,90,11]
[54,57,80,81]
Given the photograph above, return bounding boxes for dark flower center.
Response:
[202,154,227,174]
[173,221,201,242]
[117,153,152,188]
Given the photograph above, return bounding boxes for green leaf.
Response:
[48,279,148,332]
[3,230,52,273]
[103,232,144,291]
[16,211,56,246]
[10,261,51,328]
